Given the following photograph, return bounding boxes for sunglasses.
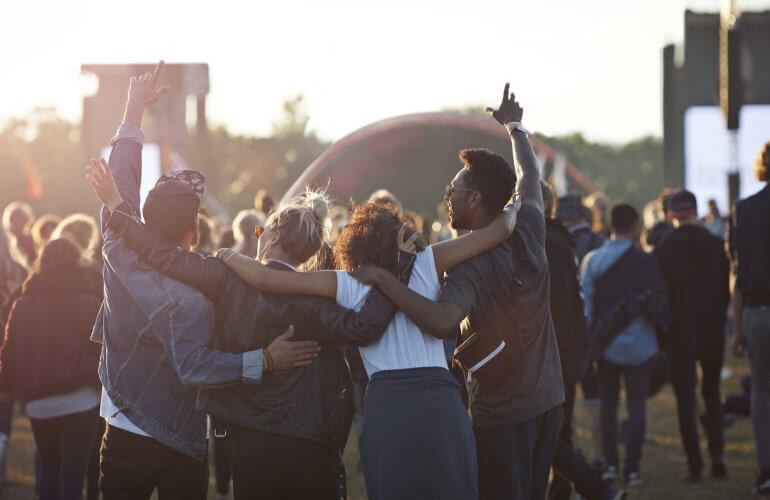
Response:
[254,225,264,238]
[444,184,477,201]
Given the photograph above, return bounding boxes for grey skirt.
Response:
[360,367,478,500]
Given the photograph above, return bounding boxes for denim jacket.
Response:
[91,123,263,460]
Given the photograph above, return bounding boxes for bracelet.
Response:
[263,348,273,372]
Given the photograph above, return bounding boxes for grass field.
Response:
[0,350,762,499]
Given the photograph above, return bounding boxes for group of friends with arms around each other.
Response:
[0,59,769,500]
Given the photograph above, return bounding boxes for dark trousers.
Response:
[581,361,601,400]
[475,405,563,500]
[231,428,338,500]
[99,425,208,500]
[551,346,613,500]
[211,432,233,495]
[30,408,101,500]
[599,358,653,475]
[669,340,725,474]
[86,418,105,500]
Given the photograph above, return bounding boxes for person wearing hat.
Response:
[87,62,318,500]
[654,190,730,482]
[557,195,605,265]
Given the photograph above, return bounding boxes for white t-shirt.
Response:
[100,389,151,437]
[335,246,448,377]
[26,386,100,420]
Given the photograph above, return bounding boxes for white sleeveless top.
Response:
[335,246,448,377]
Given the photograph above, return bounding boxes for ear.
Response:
[468,191,482,210]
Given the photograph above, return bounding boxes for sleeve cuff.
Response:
[242,349,264,384]
[110,123,145,146]
[105,209,137,234]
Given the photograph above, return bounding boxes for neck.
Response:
[262,246,301,268]
[468,210,498,231]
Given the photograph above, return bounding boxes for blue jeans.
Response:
[745,306,770,471]
[474,405,563,500]
[598,357,653,475]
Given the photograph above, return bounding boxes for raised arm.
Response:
[487,83,543,212]
[99,61,170,233]
[432,203,518,276]
[219,250,337,298]
[87,157,230,302]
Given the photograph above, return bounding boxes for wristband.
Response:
[504,121,528,136]
[263,348,273,372]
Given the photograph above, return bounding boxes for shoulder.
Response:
[168,280,209,312]
[518,204,546,233]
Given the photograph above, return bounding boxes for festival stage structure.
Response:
[282,112,599,211]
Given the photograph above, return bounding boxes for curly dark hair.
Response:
[459,148,516,213]
[333,202,407,274]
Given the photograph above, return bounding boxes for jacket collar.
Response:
[266,259,298,272]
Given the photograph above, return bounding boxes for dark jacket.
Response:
[734,185,770,305]
[0,266,101,402]
[568,223,605,264]
[107,210,403,453]
[545,219,590,353]
[654,224,730,354]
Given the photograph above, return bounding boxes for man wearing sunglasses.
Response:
[353,85,565,500]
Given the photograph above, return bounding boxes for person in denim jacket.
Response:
[87,61,318,500]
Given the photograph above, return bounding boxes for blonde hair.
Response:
[31,214,62,249]
[2,202,34,233]
[264,187,331,270]
[51,213,99,259]
[756,141,769,182]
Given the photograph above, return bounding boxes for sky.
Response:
[2,0,770,143]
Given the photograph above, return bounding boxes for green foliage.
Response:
[0,103,664,221]
[537,132,665,209]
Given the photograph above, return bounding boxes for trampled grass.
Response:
[0,349,760,499]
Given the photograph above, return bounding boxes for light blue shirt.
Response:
[581,238,659,366]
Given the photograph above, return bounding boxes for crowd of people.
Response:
[0,60,767,500]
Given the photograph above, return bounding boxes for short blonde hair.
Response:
[2,202,34,232]
[31,214,62,249]
[51,213,99,258]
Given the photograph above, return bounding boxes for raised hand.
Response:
[265,325,321,371]
[485,83,523,125]
[397,224,427,254]
[86,157,123,211]
[128,60,171,105]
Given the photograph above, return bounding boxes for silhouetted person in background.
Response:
[2,202,36,267]
[556,194,605,467]
[581,203,670,487]
[0,238,102,500]
[732,141,770,496]
[654,190,729,482]
[543,183,625,500]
